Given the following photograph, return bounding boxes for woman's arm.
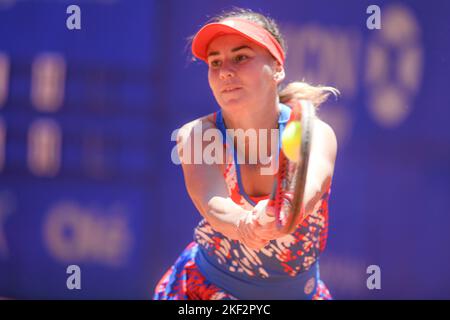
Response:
[177,116,269,249]
[302,118,337,218]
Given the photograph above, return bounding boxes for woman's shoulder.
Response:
[181,112,216,130]
[315,118,336,141]
[177,112,218,144]
[314,117,338,163]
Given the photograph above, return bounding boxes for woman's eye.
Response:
[234,55,248,62]
[210,60,221,67]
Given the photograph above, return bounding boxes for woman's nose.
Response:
[219,63,235,80]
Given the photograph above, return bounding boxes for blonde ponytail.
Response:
[279,81,340,109]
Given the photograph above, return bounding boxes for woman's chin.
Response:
[220,97,246,110]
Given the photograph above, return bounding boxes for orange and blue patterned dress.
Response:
[154,103,332,300]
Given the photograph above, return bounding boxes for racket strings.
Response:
[271,151,296,227]
[271,101,305,231]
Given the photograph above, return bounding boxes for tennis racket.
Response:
[259,99,315,234]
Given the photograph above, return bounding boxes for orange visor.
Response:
[191,18,285,66]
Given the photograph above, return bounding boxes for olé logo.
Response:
[66,5,81,30]
[43,201,133,267]
[66,264,81,290]
[366,265,381,290]
[366,5,381,30]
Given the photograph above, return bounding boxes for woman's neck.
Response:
[221,99,281,164]
[221,100,280,131]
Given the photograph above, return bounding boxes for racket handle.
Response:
[258,211,275,225]
[254,201,276,225]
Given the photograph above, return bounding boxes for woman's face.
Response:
[206,34,283,111]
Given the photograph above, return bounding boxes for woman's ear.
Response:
[273,62,285,84]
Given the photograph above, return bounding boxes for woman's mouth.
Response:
[222,86,242,93]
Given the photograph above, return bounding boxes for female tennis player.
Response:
[154,8,338,300]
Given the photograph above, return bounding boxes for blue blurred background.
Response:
[0,0,449,299]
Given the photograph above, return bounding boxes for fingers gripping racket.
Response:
[260,100,315,234]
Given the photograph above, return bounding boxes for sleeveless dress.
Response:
[154,103,332,300]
